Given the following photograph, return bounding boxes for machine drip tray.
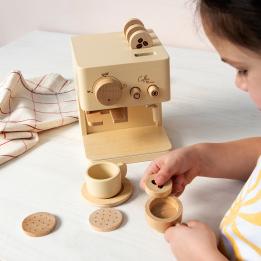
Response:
[83,126,172,163]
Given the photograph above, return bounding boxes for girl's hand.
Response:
[140,145,202,196]
[165,221,227,261]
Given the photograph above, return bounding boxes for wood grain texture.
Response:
[83,126,172,163]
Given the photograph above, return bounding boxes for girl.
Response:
[141,1,261,260]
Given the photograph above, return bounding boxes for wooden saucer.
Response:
[81,178,133,207]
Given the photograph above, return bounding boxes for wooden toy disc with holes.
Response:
[145,174,172,198]
[81,178,133,207]
[22,212,56,237]
[89,208,123,232]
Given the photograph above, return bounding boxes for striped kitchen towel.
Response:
[0,71,78,165]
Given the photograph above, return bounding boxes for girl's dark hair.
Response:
[198,0,261,52]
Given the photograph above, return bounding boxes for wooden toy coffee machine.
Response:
[71,18,172,163]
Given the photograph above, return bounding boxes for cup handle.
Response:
[117,162,127,178]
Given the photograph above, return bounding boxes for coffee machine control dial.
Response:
[148,85,160,97]
[94,77,122,106]
[130,87,141,99]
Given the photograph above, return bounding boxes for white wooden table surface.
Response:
[0,31,260,261]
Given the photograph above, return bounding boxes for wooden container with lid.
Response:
[144,174,183,233]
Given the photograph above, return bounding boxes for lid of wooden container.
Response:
[144,174,172,198]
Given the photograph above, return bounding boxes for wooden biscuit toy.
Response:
[89,208,123,232]
[22,212,56,237]
[144,175,183,233]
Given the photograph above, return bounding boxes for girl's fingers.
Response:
[187,220,202,228]
[154,158,181,186]
[164,226,176,242]
[140,161,160,189]
[173,187,185,197]
[147,160,161,175]
[171,171,196,196]
[139,177,146,189]
[164,223,189,243]
[154,167,173,185]
[184,171,195,185]
[172,175,186,196]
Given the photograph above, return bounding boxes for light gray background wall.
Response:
[0,0,211,49]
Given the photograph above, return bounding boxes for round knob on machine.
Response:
[148,85,159,97]
[130,87,141,99]
[94,77,122,106]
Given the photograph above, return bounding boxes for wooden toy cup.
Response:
[85,162,127,199]
[145,196,182,233]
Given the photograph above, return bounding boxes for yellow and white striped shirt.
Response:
[220,156,261,260]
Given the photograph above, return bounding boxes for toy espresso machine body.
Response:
[71,19,172,163]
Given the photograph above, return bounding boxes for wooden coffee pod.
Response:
[125,24,145,41]
[145,174,172,198]
[129,30,153,49]
[22,212,56,237]
[89,208,123,232]
[124,18,144,35]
